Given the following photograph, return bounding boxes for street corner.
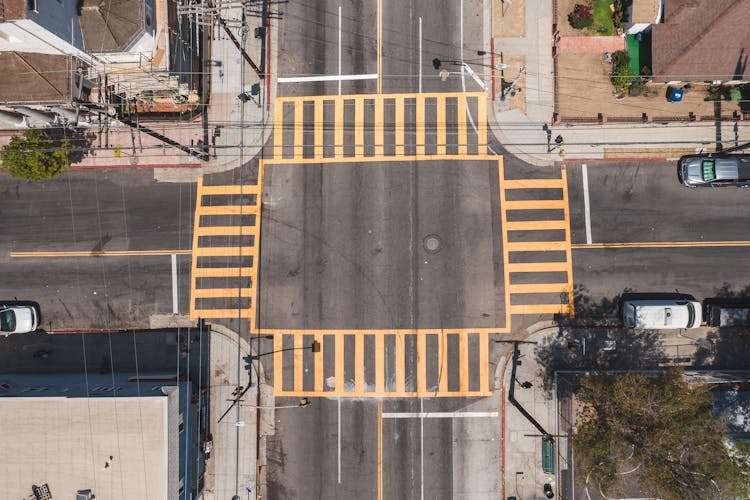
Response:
[493,0,525,38]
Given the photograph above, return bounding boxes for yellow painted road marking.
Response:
[479,332,489,393]
[200,184,260,195]
[499,159,512,332]
[507,261,569,273]
[374,97,384,157]
[192,267,255,278]
[192,287,253,298]
[395,96,405,157]
[11,250,192,258]
[195,225,257,236]
[314,99,324,158]
[436,95,446,155]
[504,220,567,231]
[375,333,385,393]
[294,334,304,392]
[314,333,324,392]
[294,99,304,160]
[417,333,426,394]
[197,205,259,216]
[192,308,254,319]
[503,199,567,210]
[560,165,575,316]
[503,178,564,189]
[193,246,256,257]
[395,333,405,393]
[355,97,365,157]
[438,332,448,393]
[457,96,467,155]
[355,334,365,393]
[189,178,204,321]
[255,327,507,335]
[508,282,570,294]
[572,241,750,249]
[505,240,567,252]
[335,333,344,392]
[459,332,469,392]
[509,304,566,315]
[416,95,425,157]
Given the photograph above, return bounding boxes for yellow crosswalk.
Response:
[189,177,262,322]
[270,92,488,164]
[500,163,574,317]
[272,331,492,398]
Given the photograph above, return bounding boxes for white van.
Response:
[621,299,702,329]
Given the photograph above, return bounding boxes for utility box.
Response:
[542,438,555,474]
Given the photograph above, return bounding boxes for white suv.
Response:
[0,304,40,335]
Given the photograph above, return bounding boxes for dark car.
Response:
[678,154,750,187]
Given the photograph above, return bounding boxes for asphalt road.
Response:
[0,169,196,330]
[566,160,750,319]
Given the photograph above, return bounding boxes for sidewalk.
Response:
[501,321,714,498]
[203,324,274,500]
[489,0,750,166]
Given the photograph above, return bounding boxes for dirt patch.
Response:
[494,55,526,113]
[494,0,525,38]
[556,52,742,121]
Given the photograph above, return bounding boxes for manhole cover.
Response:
[423,234,442,254]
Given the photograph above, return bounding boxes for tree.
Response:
[573,369,749,499]
[568,3,594,29]
[1,128,73,180]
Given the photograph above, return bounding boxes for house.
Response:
[647,0,750,83]
[0,371,204,499]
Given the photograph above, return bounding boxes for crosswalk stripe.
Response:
[507,261,569,273]
[374,98,385,157]
[195,225,257,236]
[504,220,567,231]
[197,205,259,216]
[417,333,427,394]
[509,303,567,315]
[193,246,256,257]
[506,240,567,252]
[274,101,283,158]
[504,199,567,210]
[436,95,446,155]
[314,99,324,158]
[314,333,324,392]
[459,332,469,392]
[395,96,405,157]
[438,332,448,393]
[479,332,489,393]
[294,100,304,159]
[294,334,304,392]
[192,266,254,277]
[355,97,365,157]
[457,96,467,155]
[395,333,405,393]
[335,97,345,158]
[274,334,283,392]
[507,282,570,294]
[503,178,565,189]
[416,95,425,157]
[200,184,260,195]
[192,287,253,298]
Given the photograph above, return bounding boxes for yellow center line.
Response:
[11,249,191,258]
[572,241,750,249]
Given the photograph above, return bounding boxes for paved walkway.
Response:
[489,0,750,166]
[557,35,625,53]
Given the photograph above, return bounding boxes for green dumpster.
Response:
[542,438,555,474]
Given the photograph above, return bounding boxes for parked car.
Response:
[677,154,750,187]
[621,299,702,329]
[704,300,750,327]
[0,303,40,335]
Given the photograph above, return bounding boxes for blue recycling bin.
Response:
[667,87,684,102]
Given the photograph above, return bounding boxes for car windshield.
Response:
[687,303,695,328]
[0,309,15,331]
[701,160,716,181]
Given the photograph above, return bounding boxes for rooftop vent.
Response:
[76,489,94,500]
[32,483,52,500]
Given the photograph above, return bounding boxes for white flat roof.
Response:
[0,396,168,499]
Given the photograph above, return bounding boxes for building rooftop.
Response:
[0,52,84,103]
[78,0,145,52]
[652,0,750,82]
[0,395,169,499]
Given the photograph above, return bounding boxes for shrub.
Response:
[611,65,637,94]
[0,128,72,181]
[568,3,594,29]
[628,80,646,96]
